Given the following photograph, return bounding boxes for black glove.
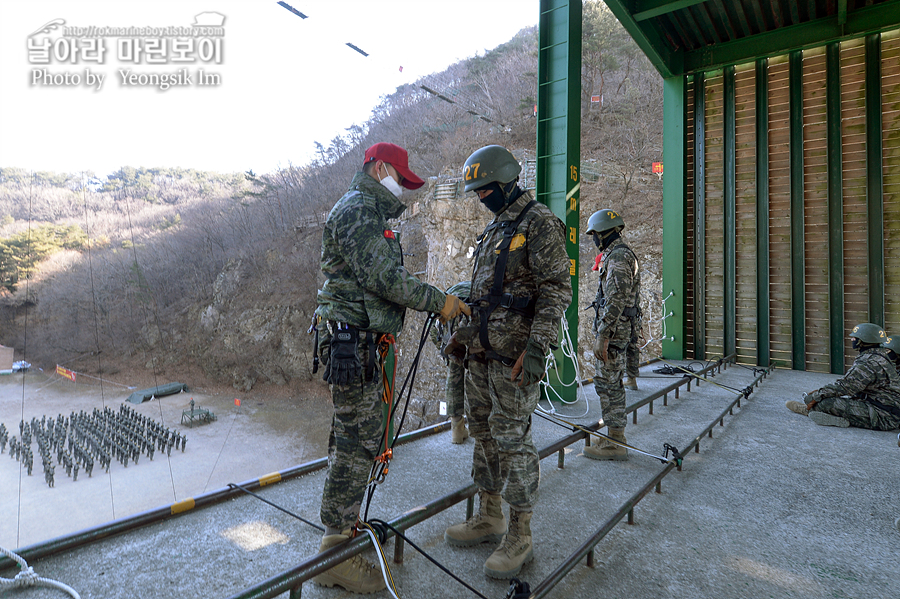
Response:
[324,326,361,385]
[442,331,467,363]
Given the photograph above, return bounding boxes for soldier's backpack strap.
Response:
[471,200,537,366]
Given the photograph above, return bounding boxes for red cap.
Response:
[364,142,424,190]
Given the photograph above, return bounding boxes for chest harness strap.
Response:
[471,200,537,366]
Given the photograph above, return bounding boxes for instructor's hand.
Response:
[593,337,610,363]
[439,294,471,324]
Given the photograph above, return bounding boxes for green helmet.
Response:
[446,281,471,302]
[463,145,522,193]
[849,322,886,344]
[882,334,900,353]
[586,209,625,235]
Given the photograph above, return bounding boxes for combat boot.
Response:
[450,416,469,444]
[808,411,849,428]
[583,427,628,461]
[785,401,809,416]
[623,376,638,390]
[311,533,386,594]
[484,509,533,579]
[445,491,506,547]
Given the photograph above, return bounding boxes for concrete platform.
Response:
[1,362,898,599]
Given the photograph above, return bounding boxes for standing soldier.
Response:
[312,142,470,594]
[443,145,572,579]
[786,323,900,430]
[432,281,472,444]
[584,209,641,461]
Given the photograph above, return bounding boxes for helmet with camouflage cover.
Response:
[446,281,471,302]
[848,322,886,344]
[586,209,625,235]
[882,334,900,353]
[463,145,522,193]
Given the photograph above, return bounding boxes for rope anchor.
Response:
[663,443,683,467]
[0,546,80,599]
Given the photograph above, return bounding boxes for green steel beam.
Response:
[724,65,736,357]
[681,2,900,74]
[661,74,687,359]
[789,50,805,370]
[693,73,706,360]
[602,0,680,78]
[634,0,708,22]
[826,42,844,375]
[866,33,885,327]
[755,58,770,367]
[537,0,581,402]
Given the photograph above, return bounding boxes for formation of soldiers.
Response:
[0,404,187,488]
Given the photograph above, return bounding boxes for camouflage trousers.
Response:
[594,345,626,429]
[320,339,387,531]
[445,360,467,418]
[625,317,641,379]
[814,397,900,431]
[466,359,541,511]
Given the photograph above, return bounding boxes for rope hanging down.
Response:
[0,545,80,599]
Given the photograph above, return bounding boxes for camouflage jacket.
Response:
[316,172,445,335]
[594,236,641,346]
[808,347,900,410]
[455,192,572,358]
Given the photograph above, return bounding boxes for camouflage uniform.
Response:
[432,301,470,419]
[316,171,447,531]
[625,314,642,379]
[807,347,900,431]
[593,237,641,429]
[455,192,571,510]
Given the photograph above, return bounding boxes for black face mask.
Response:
[477,182,508,214]
[592,234,602,248]
[852,338,862,351]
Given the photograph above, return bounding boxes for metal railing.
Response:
[227,355,764,599]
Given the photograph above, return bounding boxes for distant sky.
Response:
[0,0,539,177]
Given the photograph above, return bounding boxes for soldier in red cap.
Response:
[312,142,470,593]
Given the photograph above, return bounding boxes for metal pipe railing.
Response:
[527,362,772,598]
[227,356,745,599]
[0,420,451,570]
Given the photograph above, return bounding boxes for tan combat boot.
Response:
[445,491,506,546]
[483,509,533,579]
[583,427,628,461]
[311,533,386,594]
[623,376,638,390]
[785,401,809,416]
[451,416,469,444]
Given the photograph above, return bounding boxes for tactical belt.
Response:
[471,200,536,367]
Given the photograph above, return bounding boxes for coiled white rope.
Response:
[0,546,80,599]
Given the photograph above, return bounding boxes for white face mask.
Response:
[379,164,404,198]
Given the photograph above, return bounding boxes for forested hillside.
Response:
[0,2,663,415]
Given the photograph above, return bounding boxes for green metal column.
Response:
[755,58,770,367]
[662,76,687,360]
[826,42,844,374]
[866,33,885,327]
[789,50,806,370]
[537,0,580,401]
[724,65,736,357]
[661,75,686,359]
[694,73,707,360]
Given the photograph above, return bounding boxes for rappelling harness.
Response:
[468,199,538,367]
[587,242,642,335]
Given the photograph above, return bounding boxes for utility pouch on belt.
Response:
[324,325,362,385]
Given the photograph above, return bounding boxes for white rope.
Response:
[0,546,80,599]
[539,318,591,418]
